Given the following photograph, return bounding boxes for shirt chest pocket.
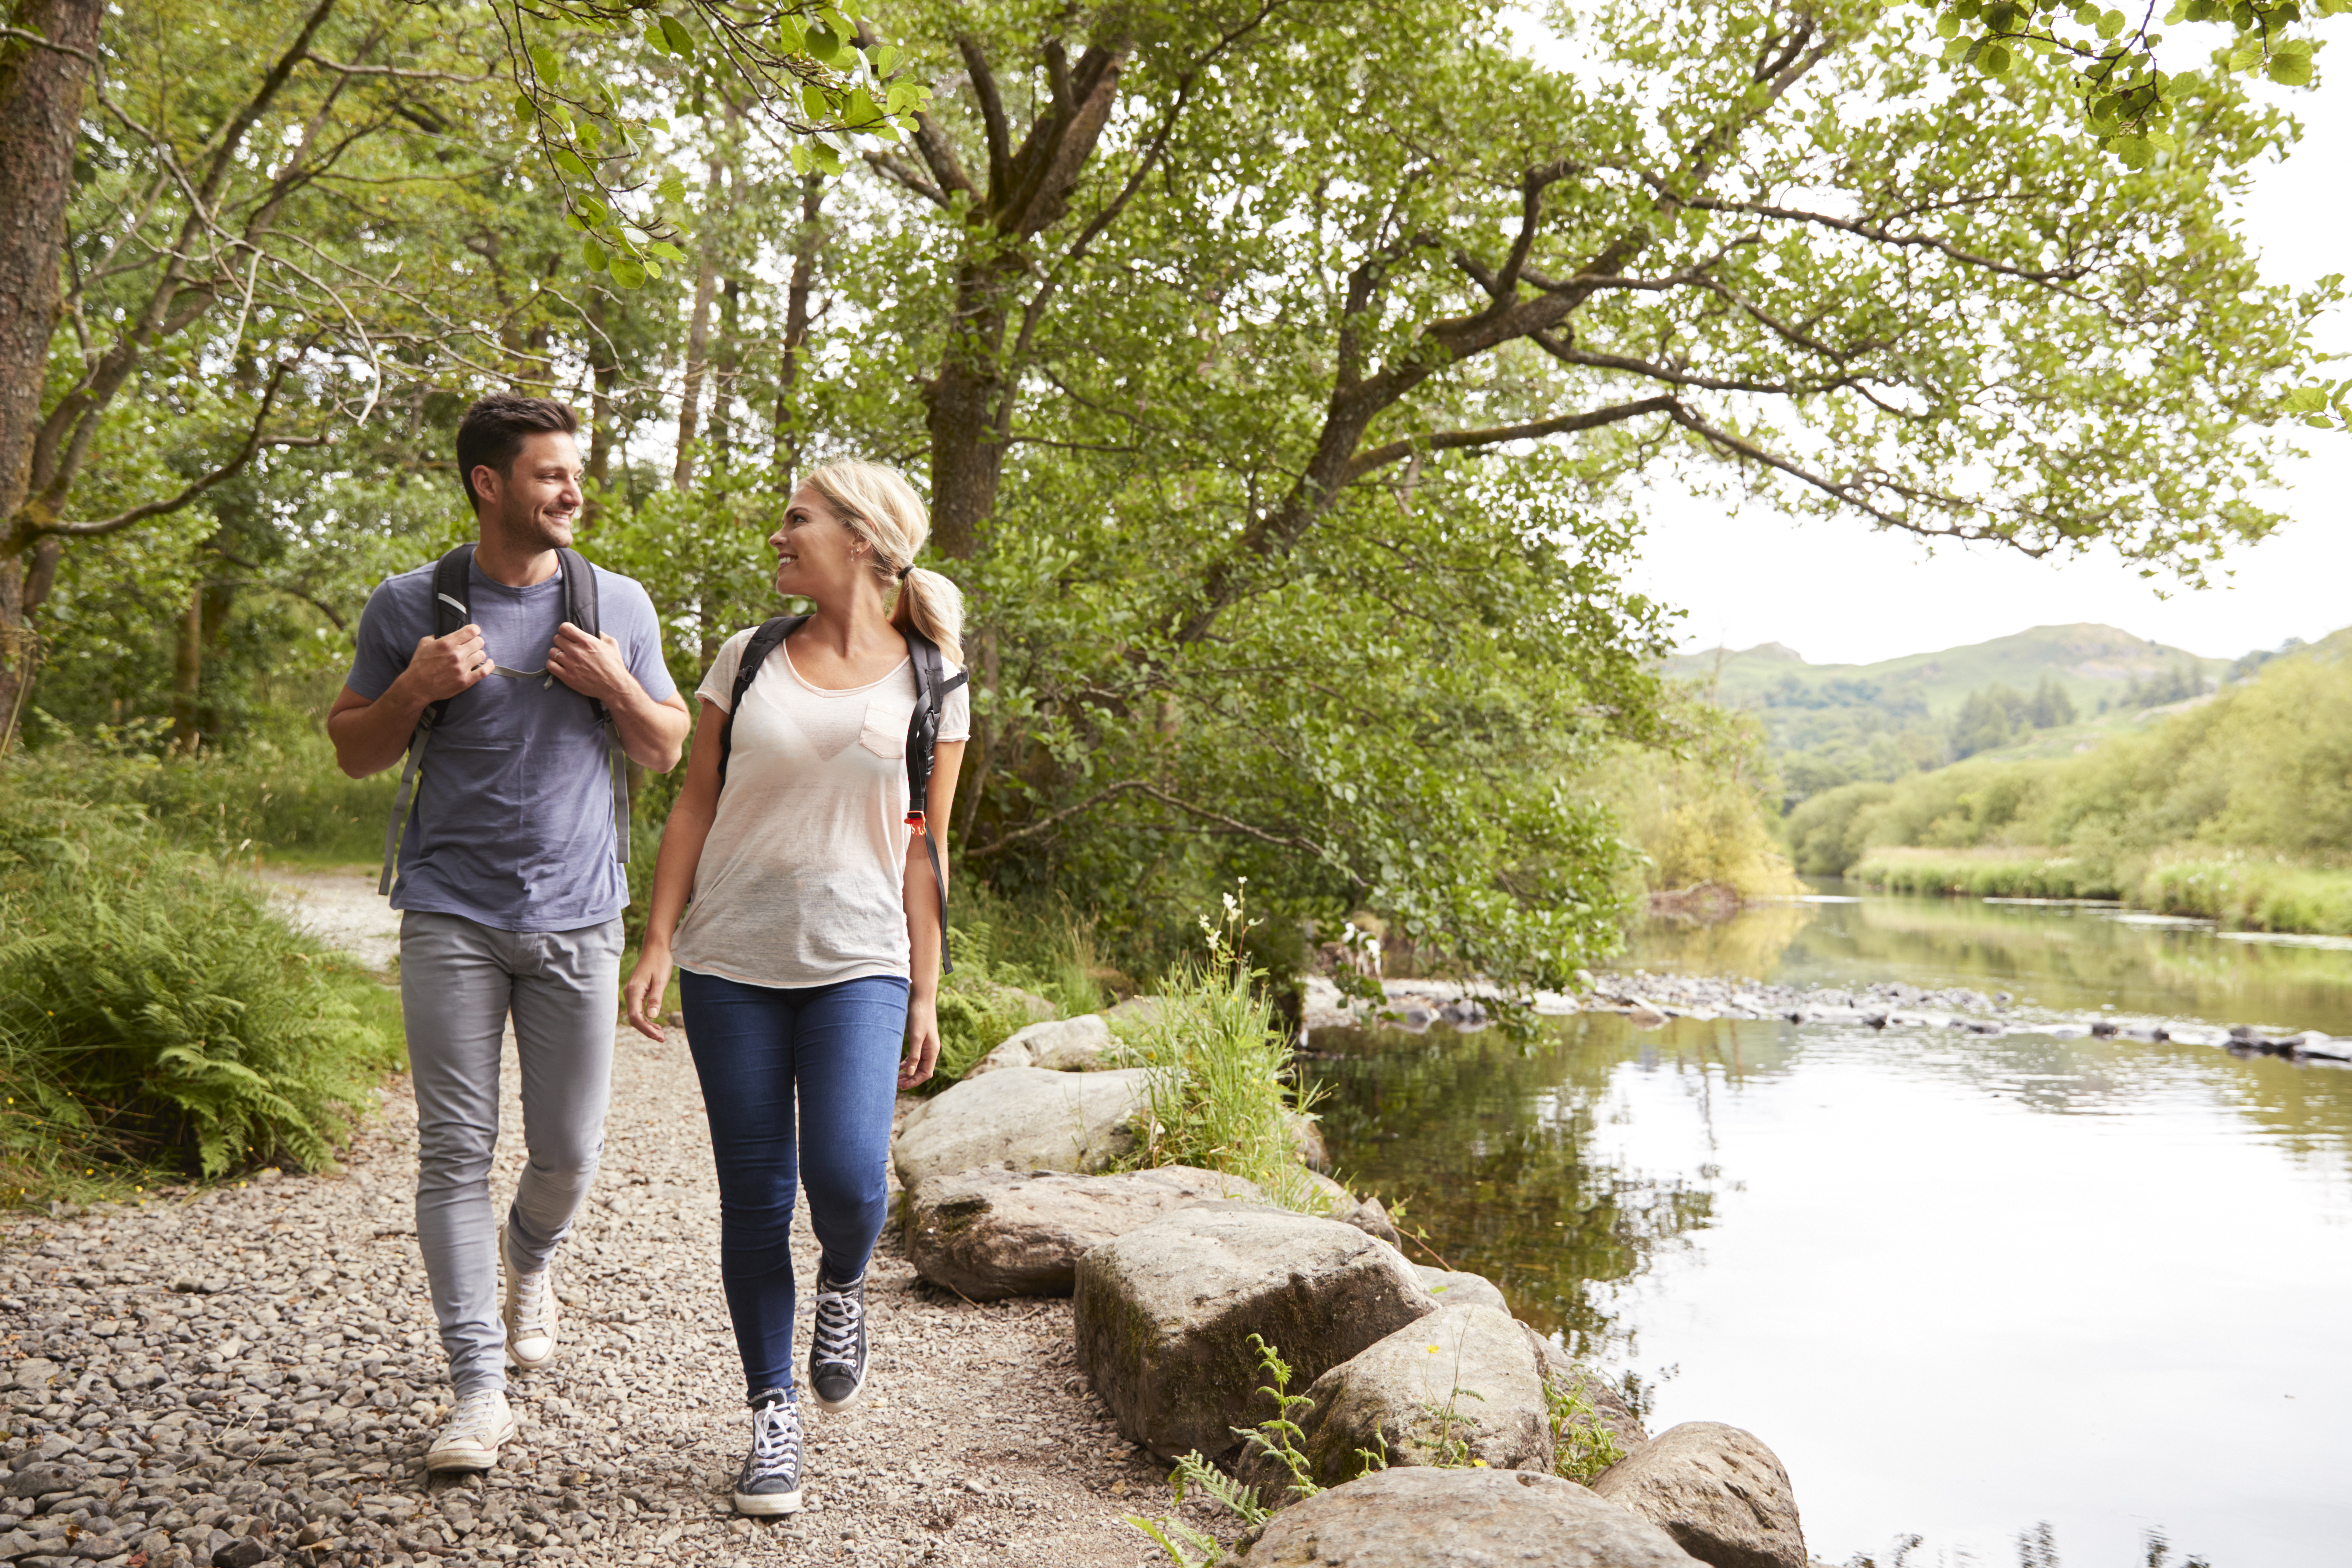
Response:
[858,696,914,761]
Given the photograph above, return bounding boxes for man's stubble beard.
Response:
[492,492,576,556]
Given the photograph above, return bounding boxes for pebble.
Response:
[2,1023,1199,1567]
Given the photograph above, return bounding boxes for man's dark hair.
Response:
[455,395,579,513]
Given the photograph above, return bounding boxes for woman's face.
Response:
[770,484,866,600]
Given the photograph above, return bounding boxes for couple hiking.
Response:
[326,394,968,1514]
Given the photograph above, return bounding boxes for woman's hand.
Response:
[622,942,673,1042]
[900,994,943,1090]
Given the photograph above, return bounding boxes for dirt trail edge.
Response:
[4,1000,1197,1566]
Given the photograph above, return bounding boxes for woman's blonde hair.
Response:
[799,457,965,667]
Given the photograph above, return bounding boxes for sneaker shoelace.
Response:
[442,1391,505,1445]
[511,1267,551,1337]
[810,1281,863,1375]
[747,1399,801,1482]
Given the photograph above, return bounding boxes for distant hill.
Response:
[1663,623,2231,715]
[1663,624,2245,804]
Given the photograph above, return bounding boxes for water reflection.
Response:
[1306,1016,1722,1358]
[1306,890,2352,1567]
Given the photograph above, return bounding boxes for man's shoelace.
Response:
[811,1284,863,1372]
[747,1399,802,1479]
[511,1269,551,1336]
[441,1392,505,1444]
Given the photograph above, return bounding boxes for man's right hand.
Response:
[396,626,490,704]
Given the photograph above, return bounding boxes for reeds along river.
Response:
[1302,888,2352,1568]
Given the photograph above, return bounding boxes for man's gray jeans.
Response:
[400,910,622,1398]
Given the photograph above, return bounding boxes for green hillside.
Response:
[1664,623,2247,803]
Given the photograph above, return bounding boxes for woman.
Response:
[622,458,968,1515]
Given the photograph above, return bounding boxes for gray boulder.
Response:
[1414,1266,1508,1315]
[891,1066,1152,1190]
[1590,1422,1806,1568]
[904,1165,1266,1300]
[1303,1170,1402,1246]
[1073,1202,1438,1466]
[1105,995,1166,1029]
[1233,1465,1704,1566]
[1523,1325,1651,1465]
[1276,1303,1551,1490]
[964,1013,1114,1078]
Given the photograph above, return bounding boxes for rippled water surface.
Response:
[1303,889,2352,1568]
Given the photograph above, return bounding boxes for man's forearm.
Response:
[607,685,689,772]
[328,679,430,778]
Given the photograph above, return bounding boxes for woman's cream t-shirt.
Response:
[671,627,970,989]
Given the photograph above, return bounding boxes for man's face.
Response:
[476,431,583,551]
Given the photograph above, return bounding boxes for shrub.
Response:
[0,785,403,1185]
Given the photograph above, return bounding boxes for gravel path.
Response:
[3,1018,1193,1568]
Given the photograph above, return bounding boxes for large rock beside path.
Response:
[1232,1465,1705,1567]
[903,1165,1266,1299]
[1591,1422,1807,1568]
[892,1065,1151,1190]
[1277,1302,1552,1488]
[1073,1203,1439,1466]
[964,1013,1113,1077]
[1415,1265,1508,1314]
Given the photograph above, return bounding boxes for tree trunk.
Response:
[924,265,1018,561]
[170,584,202,754]
[772,174,825,488]
[673,248,717,491]
[584,291,617,528]
[0,0,104,727]
[711,276,739,469]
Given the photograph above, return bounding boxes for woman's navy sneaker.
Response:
[733,1387,803,1515]
[808,1271,868,1413]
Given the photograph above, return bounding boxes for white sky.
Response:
[1618,76,2351,667]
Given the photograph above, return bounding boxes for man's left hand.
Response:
[546,623,635,705]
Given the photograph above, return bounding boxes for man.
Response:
[329,395,690,1471]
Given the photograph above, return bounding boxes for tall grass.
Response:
[920,884,1110,1089]
[0,782,404,1193]
[1114,889,1320,1211]
[1849,847,2123,900]
[9,733,395,863]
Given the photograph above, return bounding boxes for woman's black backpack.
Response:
[713,615,968,970]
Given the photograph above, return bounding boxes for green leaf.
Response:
[1981,41,2014,73]
[657,171,688,205]
[2072,2,2097,21]
[552,148,589,180]
[808,139,843,175]
[648,241,688,261]
[2098,8,2125,36]
[807,23,842,65]
[803,82,832,120]
[529,43,561,84]
[2269,38,2315,84]
[886,80,919,114]
[660,15,694,57]
[776,17,805,55]
[1939,11,1964,35]
[2282,385,2329,412]
[582,236,609,272]
[511,93,537,127]
[790,143,811,176]
[844,85,884,127]
[872,44,901,74]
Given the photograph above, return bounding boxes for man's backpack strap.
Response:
[556,546,630,869]
[379,545,478,895]
[715,614,809,787]
[903,630,968,974]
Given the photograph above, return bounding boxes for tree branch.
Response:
[1656,183,2092,286]
[956,32,1013,201]
[32,365,326,540]
[1344,396,1681,483]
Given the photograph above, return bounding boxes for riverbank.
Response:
[1849,846,2352,935]
[1,1023,1190,1568]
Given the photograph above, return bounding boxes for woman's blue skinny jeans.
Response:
[678,968,907,1401]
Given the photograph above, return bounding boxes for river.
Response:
[1302,885,2352,1568]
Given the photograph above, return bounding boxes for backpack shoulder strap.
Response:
[715,615,807,787]
[556,548,631,868]
[381,545,482,896]
[901,629,968,973]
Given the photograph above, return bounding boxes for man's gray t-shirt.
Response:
[347,557,676,932]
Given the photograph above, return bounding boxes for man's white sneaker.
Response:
[425,1389,516,1472]
[500,1222,559,1370]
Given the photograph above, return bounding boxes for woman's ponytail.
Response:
[890,565,964,668]
[802,458,966,667]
